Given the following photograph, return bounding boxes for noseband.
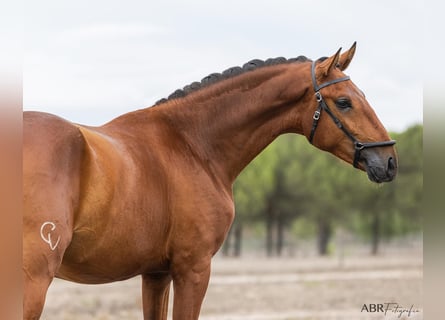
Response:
[309,61,396,168]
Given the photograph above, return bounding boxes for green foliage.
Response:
[234,142,278,222]
[291,217,317,239]
[233,124,423,254]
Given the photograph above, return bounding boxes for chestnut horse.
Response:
[23,43,397,319]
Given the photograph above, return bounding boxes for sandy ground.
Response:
[41,252,422,320]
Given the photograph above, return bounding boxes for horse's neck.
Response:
[157,62,311,184]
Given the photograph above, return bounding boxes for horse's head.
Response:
[302,43,397,183]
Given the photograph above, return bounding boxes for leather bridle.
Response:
[308,60,396,168]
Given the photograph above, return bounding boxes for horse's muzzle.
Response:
[363,151,398,183]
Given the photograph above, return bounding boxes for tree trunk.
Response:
[276,213,285,256]
[266,202,275,257]
[234,224,243,257]
[222,226,232,257]
[371,212,380,255]
[317,219,332,255]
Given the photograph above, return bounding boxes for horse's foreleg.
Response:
[142,273,172,320]
[171,259,211,320]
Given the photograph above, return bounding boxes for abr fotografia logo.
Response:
[361,303,420,318]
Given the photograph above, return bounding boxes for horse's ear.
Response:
[338,42,357,71]
[317,48,342,77]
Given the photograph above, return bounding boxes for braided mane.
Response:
[155,55,311,105]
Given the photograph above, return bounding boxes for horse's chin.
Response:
[364,164,396,183]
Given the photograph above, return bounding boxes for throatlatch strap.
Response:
[309,102,322,143]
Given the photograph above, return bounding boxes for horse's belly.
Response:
[56,227,169,284]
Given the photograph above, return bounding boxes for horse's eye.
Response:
[335,98,352,110]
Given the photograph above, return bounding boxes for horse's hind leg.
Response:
[23,214,72,320]
[142,273,172,320]
[23,112,84,319]
[23,238,71,318]
[23,258,53,320]
[23,179,76,319]
[23,178,76,319]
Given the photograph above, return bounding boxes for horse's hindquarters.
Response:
[23,112,85,319]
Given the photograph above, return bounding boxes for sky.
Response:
[23,0,423,132]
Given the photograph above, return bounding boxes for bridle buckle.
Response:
[313,110,321,120]
[354,142,365,151]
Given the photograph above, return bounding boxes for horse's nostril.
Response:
[387,157,396,172]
